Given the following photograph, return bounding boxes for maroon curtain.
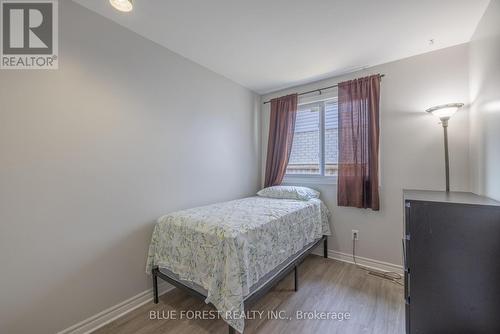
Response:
[337,75,380,210]
[264,94,298,187]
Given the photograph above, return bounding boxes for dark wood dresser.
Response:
[403,190,500,334]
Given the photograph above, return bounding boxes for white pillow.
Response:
[257,186,320,201]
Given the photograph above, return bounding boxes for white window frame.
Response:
[284,91,338,185]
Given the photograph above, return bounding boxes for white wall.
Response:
[469,0,500,201]
[0,2,260,334]
[261,44,471,266]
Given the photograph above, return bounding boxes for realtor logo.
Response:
[1,0,58,69]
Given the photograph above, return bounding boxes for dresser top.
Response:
[403,190,500,206]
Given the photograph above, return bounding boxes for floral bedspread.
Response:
[146,196,331,332]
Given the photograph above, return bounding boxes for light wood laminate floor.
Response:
[94,255,404,334]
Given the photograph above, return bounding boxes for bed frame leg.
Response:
[152,267,159,304]
[294,265,298,291]
[228,325,236,334]
[323,236,328,259]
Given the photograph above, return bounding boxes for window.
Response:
[286,97,338,178]
[324,100,339,176]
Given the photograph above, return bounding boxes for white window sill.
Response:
[282,175,337,185]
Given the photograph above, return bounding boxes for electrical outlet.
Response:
[352,230,359,241]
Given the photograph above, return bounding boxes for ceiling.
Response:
[74,0,490,94]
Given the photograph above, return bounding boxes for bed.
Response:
[146,195,331,333]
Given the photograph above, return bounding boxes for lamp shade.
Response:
[426,103,464,121]
[109,0,133,12]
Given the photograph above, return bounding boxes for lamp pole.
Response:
[441,119,450,192]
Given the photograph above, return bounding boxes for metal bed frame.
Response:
[152,235,328,334]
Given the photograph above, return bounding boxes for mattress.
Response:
[146,196,331,332]
[158,237,321,299]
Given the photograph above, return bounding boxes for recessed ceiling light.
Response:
[109,0,133,12]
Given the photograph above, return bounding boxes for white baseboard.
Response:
[313,249,403,274]
[57,282,174,334]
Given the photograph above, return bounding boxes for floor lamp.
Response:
[426,103,464,192]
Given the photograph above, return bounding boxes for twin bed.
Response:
[146,187,331,333]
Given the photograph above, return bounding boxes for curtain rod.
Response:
[262,74,385,104]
